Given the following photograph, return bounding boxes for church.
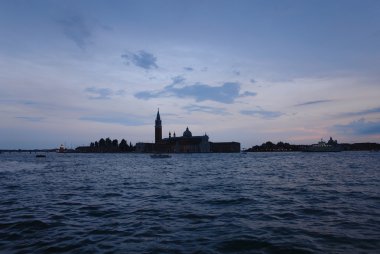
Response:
[135,110,240,153]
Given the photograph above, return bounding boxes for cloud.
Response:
[115,90,126,96]
[182,105,229,115]
[59,15,92,49]
[15,116,44,122]
[84,87,125,100]
[240,108,283,119]
[17,100,85,112]
[121,50,158,70]
[135,82,256,104]
[171,75,185,85]
[295,100,333,107]
[334,118,380,135]
[184,67,194,71]
[339,106,380,117]
[239,91,257,97]
[80,114,147,126]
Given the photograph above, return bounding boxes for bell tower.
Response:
[155,109,162,143]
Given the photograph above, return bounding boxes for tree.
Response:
[99,138,106,148]
[263,141,273,150]
[105,138,112,147]
[119,139,128,152]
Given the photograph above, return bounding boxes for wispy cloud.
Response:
[15,116,44,122]
[334,118,380,135]
[171,75,185,85]
[121,50,158,70]
[240,108,283,119]
[239,91,257,97]
[59,15,92,49]
[339,106,380,117]
[295,100,333,107]
[135,82,256,104]
[16,100,85,112]
[80,114,147,126]
[184,67,194,71]
[182,104,229,115]
[84,87,125,100]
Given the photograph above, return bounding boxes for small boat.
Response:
[150,154,171,158]
[36,154,46,158]
[57,144,65,153]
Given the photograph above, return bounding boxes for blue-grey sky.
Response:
[1,0,380,149]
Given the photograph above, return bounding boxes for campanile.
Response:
[155,109,162,143]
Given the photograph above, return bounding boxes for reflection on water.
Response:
[0,152,379,253]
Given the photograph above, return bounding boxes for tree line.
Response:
[244,141,305,152]
[244,141,380,152]
[75,138,134,153]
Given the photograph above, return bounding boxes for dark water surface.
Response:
[0,152,379,253]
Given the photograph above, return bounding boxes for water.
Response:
[0,152,379,253]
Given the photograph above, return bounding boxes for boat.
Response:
[303,137,342,152]
[57,144,65,153]
[150,154,171,158]
[36,154,46,158]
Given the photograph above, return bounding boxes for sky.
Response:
[1,0,380,149]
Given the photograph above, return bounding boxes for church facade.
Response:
[135,110,240,153]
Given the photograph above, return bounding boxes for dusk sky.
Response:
[1,0,380,149]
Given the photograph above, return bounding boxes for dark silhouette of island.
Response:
[134,109,240,153]
[244,138,380,152]
[74,110,240,153]
[74,109,240,154]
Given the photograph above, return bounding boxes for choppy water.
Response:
[0,152,379,253]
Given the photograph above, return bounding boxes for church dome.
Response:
[183,127,192,137]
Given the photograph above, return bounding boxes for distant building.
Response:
[210,142,241,153]
[135,109,240,153]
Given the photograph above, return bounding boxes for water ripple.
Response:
[0,152,379,253]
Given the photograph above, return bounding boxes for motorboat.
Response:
[57,144,65,153]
